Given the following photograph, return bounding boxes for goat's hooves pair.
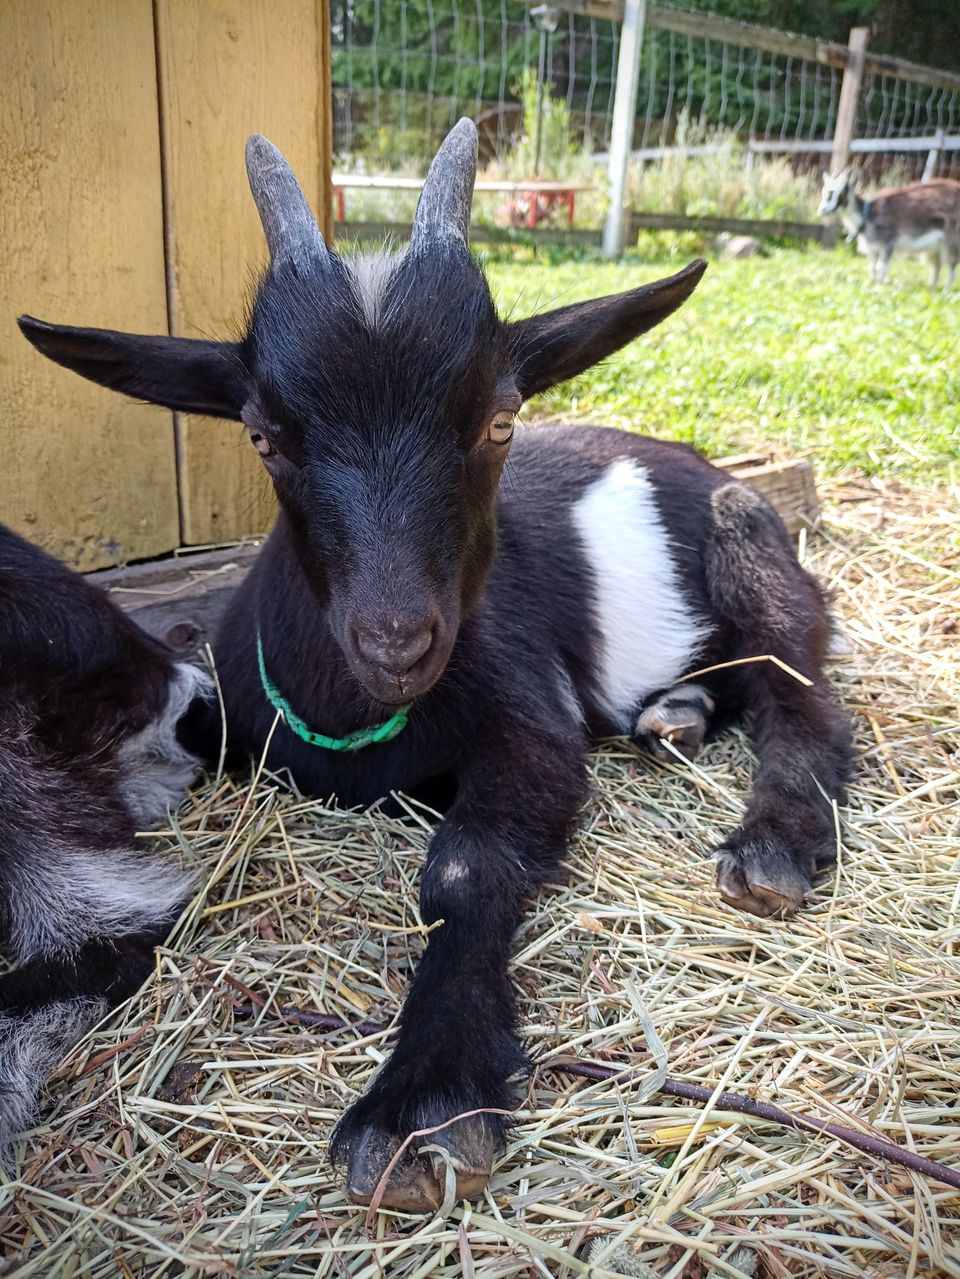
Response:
[343,1116,495,1212]
[714,837,814,919]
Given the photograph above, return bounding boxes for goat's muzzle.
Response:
[345,610,456,705]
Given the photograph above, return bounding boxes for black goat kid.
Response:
[0,526,206,1157]
[19,121,853,1210]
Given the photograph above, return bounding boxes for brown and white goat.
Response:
[18,121,853,1211]
[818,169,960,287]
[0,525,206,1158]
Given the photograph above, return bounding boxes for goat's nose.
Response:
[354,619,436,676]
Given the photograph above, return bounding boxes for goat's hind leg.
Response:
[704,483,854,918]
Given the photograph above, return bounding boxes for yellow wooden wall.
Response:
[0,0,332,569]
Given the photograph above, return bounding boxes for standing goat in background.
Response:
[0,526,207,1157]
[20,120,853,1212]
[818,169,960,287]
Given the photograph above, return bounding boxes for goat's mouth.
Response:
[353,646,451,706]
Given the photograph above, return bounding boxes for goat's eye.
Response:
[487,412,516,446]
[248,430,275,459]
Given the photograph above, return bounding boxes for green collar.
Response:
[255,631,410,751]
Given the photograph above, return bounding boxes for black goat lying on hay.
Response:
[18,120,853,1210]
[0,525,207,1156]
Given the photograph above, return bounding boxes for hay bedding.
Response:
[1,478,958,1279]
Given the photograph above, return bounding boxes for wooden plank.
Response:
[338,220,604,246]
[548,0,850,69]
[551,0,959,101]
[98,454,820,640]
[92,543,260,643]
[719,458,820,535]
[0,0,178,570]
[333,175,593,192]
[629,212,832,243]
[647,4,848,70]
[318,0,334,245]
[155,0,331,545]
[863,52,960,96]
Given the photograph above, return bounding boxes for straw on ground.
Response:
[1,474,958,1278]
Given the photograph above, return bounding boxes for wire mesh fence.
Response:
[331,0,960,183]
[330,0,621,165]
[859,70,960,179]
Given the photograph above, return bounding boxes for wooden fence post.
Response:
[602,0,647,258]
[830,25,869,176]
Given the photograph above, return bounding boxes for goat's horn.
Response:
[411,117,478,251]
[245,135,327,266]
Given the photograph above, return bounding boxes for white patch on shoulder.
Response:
[118,661,210,829]
[572,459,713,731]
[350,249,404,328]
[0,1000,106,1162]
[6,846,195,963]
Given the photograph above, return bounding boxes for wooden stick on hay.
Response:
[229,1000,960,1193]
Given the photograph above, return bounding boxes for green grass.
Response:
[483,243,959,481]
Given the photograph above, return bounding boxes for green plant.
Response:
[500,68,579,179]
[625,113,820,223]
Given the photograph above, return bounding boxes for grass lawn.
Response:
[484,242,959,482]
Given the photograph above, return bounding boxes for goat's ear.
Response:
[18,317,247,419]
[508,259,706,400]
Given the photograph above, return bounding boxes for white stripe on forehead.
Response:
[349,249,405,329]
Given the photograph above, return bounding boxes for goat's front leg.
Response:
[331,718,588,1212]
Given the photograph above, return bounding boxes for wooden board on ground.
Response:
[93,542,261,645]
[154,0,331,546]
[95,453,819,641]
[714,453,820,536]
[0,0,179,570]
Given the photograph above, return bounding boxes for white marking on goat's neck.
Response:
[350,249,404,328]
[117,661,210,829]
[572,460,712,732]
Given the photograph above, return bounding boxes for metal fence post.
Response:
[830,25,869,176]
[602,0,647,258]
[922,127,945,180]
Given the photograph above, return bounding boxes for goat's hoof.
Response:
[343,1116,495,1213]
[714,837,811,919]
[634,684,714,762]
